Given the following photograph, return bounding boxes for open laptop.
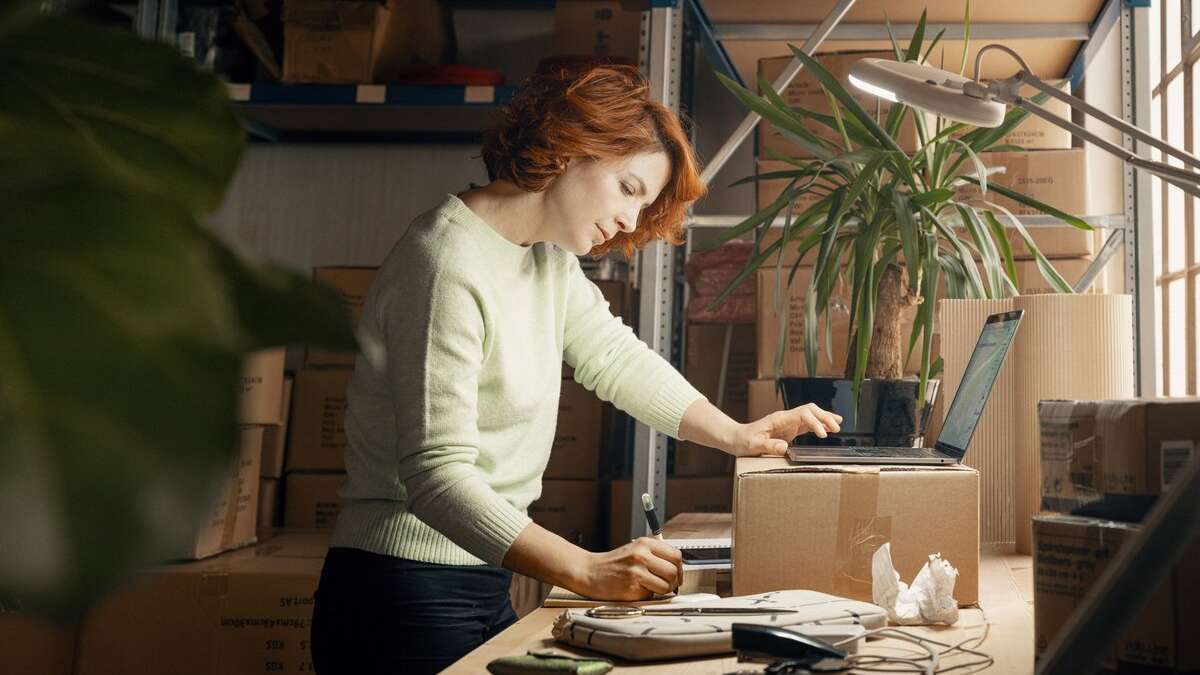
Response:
[786,309,1024,466]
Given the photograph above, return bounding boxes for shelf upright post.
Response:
[630,3,683,541]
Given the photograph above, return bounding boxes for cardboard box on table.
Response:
[177,426,264,560]
[732,457,979,605]
[287,368,353,472]
[1033,514,1200,672]
[1040,398,1200,520]
[304,266,378,366]
[284,472,345,529]
[530,479,600,550]
[75,532,330,675]
[610,476,733,548]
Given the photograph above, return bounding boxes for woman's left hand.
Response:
[729,403,843,457]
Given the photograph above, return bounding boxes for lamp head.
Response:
[848,58,1007,128]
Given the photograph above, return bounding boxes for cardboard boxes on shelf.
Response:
[284,472,345,529]
[1033,514,1200,672]
[1040,398,1200,520]
[551,0,642,61]
[546,379,604,480]
[75,532,330,675]
[287,368,353,472]
[732,457,979,605]
[685,322,756,422]
[953,149,1096,215]
[261,376,293,479]
[757,52,919,158]
[282,0,451,84]
[177,426,264,560]
[305,266,378,367]
[530,479,600,550]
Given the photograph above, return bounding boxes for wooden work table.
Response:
[450,516,1036,674]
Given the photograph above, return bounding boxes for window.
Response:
[1148,0,1200,396]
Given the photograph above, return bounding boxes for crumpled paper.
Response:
[871,542,959,625]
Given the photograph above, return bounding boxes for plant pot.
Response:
[778,377,941,447]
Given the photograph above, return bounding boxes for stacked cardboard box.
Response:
[284,368,352,529]
[258,377,293,532]
[1034,398,1200,672]
[75,531,331,675]
[281,0,450,84]
[550,0,642,62]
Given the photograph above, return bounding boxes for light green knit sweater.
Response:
[330,194,706,567]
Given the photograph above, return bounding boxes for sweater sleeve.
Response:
[562,258,706,438]
[382,266,531,567]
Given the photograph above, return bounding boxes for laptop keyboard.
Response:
[793,446,940,458]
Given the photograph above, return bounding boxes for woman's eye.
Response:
[621,182,633,196]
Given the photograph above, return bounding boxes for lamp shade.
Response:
[849,58,1006,128]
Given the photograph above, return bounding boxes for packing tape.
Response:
[833,469,890,598]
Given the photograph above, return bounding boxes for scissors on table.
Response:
[585,605,798,619]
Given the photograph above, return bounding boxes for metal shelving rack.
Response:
[630,0,1155,529]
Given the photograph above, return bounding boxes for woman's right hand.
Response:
[578,537,684,601]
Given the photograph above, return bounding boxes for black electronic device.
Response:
[731,623,848,667]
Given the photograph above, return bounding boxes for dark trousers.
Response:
[311,547,518,675]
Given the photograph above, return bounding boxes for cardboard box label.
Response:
[1161,440,1195,488]
[240,348,285,425]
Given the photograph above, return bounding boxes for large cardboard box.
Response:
[530,479,600,550]
[0,610,77,675]
[305,266,378,366]
[924,80,1075,151]
[733,458,979,605]
[76,532,330,675]
[757,161,1097,261]
[546,379,603,480]
[177,426,264,560]
[282,0,449,84]
[685,323,756,422]
[261,376,293,479]
[240,348,285,425]
[551,1,642,61]
[287,368,352,472]
[1033,515,1200,672]
[610,475,733,548]
[284,472,344,529]
[1042,398,1200,519]
[953,149,1097,215]
[757,52,919,159]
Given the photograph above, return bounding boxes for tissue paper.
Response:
[871,543,959,625]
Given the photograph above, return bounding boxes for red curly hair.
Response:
[481,64,706,258]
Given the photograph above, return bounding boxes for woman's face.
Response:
[543,150,672,255]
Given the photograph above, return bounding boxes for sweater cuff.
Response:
[641,376,707,439]
[474,499,534,566]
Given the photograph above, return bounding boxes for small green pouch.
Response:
[486,649,613,675]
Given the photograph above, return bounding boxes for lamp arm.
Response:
[1013,71,1200,173]
[698,0,856,187]
[1007,95,1200,201]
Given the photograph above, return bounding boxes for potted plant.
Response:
[0,2,355,616]
[707,10,1091,447]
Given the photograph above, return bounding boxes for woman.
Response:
[310,64,842,674]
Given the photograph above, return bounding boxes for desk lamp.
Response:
[848,44,1200,199]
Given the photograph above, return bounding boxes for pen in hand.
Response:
[641,493,663,540]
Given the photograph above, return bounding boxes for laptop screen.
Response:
[935,310,1023,459]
